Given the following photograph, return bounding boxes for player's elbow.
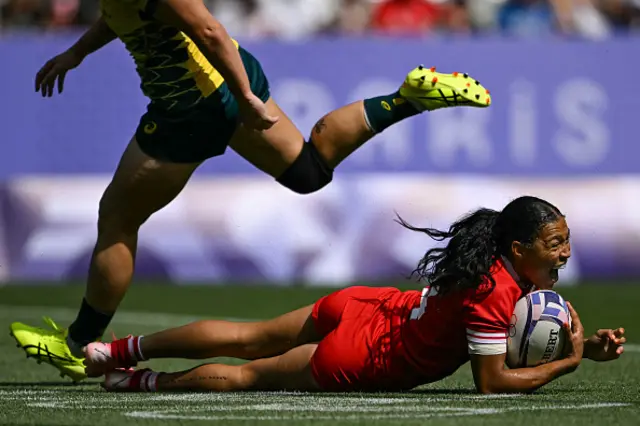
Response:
[475,380,503,395]
[478,387,497,395]
[474,376,538,395]
[193,21,227,48]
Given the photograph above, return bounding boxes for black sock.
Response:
[363,91,421,133]
[68,298,114,346]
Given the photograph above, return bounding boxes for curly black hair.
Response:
[397,196,564,294]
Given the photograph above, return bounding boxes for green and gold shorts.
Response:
[135,47,270,163]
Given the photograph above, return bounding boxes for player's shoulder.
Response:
[463,258,528,333]
[468,257,528,304]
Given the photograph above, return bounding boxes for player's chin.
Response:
[536,269,558,290]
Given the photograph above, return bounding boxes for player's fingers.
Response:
[58,71,67,94]
[263,118,278,130]
[40,75,53,97]
[563,321,573,341]
[47,71,59,97]
[35,72,44,92]
[46,77,54,97]
[566,302,583,332]
[35,61,54,91]
[38,73,50,96]
[255,116,278,130]
[616,346,624,355]
[614,328,625,337]
[596,328,616,337]
[40,69,57,97]
[616,337,627,345]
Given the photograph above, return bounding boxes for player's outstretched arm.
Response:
[36,17,116,97]
[67,17,117,61]
[470,302,585,394]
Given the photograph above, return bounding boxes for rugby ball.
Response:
[506,290,570,368]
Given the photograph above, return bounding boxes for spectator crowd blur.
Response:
[1,0,639,39]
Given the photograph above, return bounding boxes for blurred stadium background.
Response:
[0,0,639,289]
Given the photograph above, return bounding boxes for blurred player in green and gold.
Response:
[10,0,492,381]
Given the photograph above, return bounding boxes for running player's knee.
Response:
[97,188,147,235]
[276,141,334,195]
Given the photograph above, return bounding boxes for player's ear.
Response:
[511,241,526,260]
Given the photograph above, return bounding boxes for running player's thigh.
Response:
[241,343,320,391]
[100,136,200,226]
[228,98,304,178]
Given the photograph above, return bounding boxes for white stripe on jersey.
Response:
[467,336,508,344]
[467,329,506,346]
[468,341,507,356]
[466,329,507,339]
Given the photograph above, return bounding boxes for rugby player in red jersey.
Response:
[84,196,626,393]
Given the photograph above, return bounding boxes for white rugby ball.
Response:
[506,290,570,368]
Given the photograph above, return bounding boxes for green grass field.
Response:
[0,283,638,425]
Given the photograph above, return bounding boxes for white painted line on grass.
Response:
[147,394,525,405]
[125,403,633,422]
[26,402,59,408]
[148,394,423,404]
[460,393,526,399]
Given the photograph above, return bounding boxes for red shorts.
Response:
[309,286,408,392]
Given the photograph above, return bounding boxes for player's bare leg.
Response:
[85,305,320,376]
[103,344,320,392]
[229,99,373,179]
[142,305,319,359]
[67,138,200,355]
[230,67,490,193]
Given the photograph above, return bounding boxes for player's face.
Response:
[515,217,571,289]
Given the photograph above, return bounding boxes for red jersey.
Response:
[387,258,531,385]
[310,258,531,391]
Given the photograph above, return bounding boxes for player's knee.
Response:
[97,188,147,235]
[276,141,334,195]
[236,323,277,359]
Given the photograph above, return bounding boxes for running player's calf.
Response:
[274,65,490,195]
[66,140,198,356]
[10,139,200,382]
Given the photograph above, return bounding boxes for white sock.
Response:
[140,370,160,392]
[127,335,147,361]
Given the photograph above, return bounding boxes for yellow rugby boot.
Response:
[10,317,87,382]
[399,65,492,112]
